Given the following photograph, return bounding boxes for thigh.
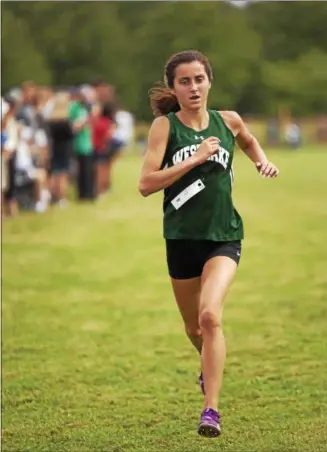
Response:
[200,256,238,319]
[34,168,46,183]
[171,276,201,330]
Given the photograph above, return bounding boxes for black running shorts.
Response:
[166,239,242,280]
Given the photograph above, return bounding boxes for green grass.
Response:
[2,147,327,452]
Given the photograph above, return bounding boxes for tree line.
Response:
[3,1,327,120]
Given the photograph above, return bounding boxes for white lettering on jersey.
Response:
[172,143,230,170]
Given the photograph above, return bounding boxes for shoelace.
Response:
[202,408,220,422]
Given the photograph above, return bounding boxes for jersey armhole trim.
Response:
[160,114,173,170]
[216,110,237,142]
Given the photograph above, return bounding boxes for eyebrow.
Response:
[178,74,205,80]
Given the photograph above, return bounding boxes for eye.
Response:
[180,79,189,85]
[196,76,205,83]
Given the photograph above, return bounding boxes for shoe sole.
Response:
[198,423,221,438]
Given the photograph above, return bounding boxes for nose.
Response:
[190,81,198,92]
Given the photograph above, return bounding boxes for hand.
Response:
[194,137,220,165]
[256,161,279,178]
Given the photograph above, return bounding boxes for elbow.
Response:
[139,187,149,198]
[138,179,150,197]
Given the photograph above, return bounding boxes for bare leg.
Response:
[58,173,69,200]
[171,277,202,353]
[33,179,42,203]
[95,163,102,195]
[106,154,120,191]
[99,164,107,195]
[34,169,50,212]
[199,256,237,411]
[103,161,110,193]
[50,174,59,201]
[1,192,6,219]
[7,200,19,217]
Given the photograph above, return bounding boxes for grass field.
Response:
[2,148,327,452]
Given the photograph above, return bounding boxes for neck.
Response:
[177,105,209,131]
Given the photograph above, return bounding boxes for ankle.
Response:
[204,404,218,412]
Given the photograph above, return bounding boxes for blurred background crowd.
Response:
[1,80,134,218]
[1,0,327,219]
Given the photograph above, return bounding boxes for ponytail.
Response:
[149,83,180,117]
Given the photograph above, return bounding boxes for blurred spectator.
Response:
[92,102,115,196]
[107,102,134,191]
[2,99,10,218]
[112,107,134,149]
[2,78,132,219]
[34,88,52,172]
[285,121,302,149]
[316,116,327,143]
[15,119,50,213]
[266,118,280,147]
[38,86,56,120]
[3,95,20,217]
[16,81,38,131]
[91,79,115,105]
[47,91,74,207]
[69,87,95,201]
[79,84,97,114]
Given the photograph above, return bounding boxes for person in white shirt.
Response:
[15,122,50,213]
[3,96,20,216]
[112,109,134,147]
[107,107,135,191]
[285,122,301,149]
[1,98,10,218]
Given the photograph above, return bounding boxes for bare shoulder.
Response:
[218,110,243,136]
[147,115,170,150]
[149,115,170,135]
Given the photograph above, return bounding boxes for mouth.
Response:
[190,95,201,101]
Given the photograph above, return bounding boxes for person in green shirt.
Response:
[69,89,95,200]
[139,50,279,438]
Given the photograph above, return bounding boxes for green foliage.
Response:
[263,49,327,115]
[133,2,261,118]
[2,8,51,91]
[249,1,327,60]
[2,1,327,118]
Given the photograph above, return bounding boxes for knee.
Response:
[199,310,221,332]
[185,325,202,339]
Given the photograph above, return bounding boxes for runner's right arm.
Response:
[139,117,219,197]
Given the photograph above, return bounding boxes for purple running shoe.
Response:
[198,408,221,438]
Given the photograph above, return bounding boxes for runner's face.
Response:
[172,61,211,111]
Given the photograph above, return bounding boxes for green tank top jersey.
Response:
[162,109,244,242]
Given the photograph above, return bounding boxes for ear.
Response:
[170,88,176,97]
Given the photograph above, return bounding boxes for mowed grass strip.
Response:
[2,148,327,452]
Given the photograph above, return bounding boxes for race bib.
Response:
[171,179,205,210]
